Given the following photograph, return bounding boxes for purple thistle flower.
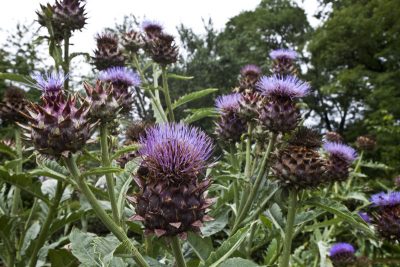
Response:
[32,72,67,93]
[257,75,310,99]
[370,191,400,207]
[329,242,355,257]
[269,49,297,60]
[215,93,242,113]
[139,123,213,182]
[98,67,141,88]
[240,64,262,77]
[323,142,357,163]
[358,212,371,223]
[141,20,163,34]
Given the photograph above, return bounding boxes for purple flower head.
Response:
[32,72,67,93]
[269,49,297,61]
[139,123,213,182]
[215,93,242,113]
[141,20,163,34]
[98,67,141,88]
[257,75,310,99]
[329,243,355,258]
[358,212,371,223]
[323,142,357,163]
[240,64,262,77]
[370,192,400,207]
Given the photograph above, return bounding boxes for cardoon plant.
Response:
[369,191,400,241]
[215,93,247,143]
[20,72,94,157]
[257,75,310,133]
[329,243,356,267]
[324,142,357,182]
[93,32,126,70]
[98,66,141,114]
[0,86,28,125]
[269,48,298,76]
[129,123,214,266]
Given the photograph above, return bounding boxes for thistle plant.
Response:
[1,3,400,267]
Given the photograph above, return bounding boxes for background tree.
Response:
[307,0,400,171]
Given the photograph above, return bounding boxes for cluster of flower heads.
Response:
[215,49,359,189]
[128,123,215,238]
[92,19,178,70]
[37,0,87,42]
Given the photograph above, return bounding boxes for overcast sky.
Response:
[0,0,320,55]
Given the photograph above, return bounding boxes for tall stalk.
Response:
[236,125,253,220]
[170,236,187,267]
[29,181,64,267]
[64,156,150,267]
[63,31,70,91]
[11,128,22,215]
[161,66,175,122]
[100,124,120,224]
[279,189,298,267]
[232,133,277,234]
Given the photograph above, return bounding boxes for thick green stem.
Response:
[11,128,22,215]
[279,189,298,267]
[170,236,187,267]
[345,151,363,191]
[131,54,148,119]
[246,223,257,258]
[236,125,253,220]
[161,66,175,122]
[63,31,69,91]
[232,133,277,234]
[64,156,150,267]
[100,125,120,224]
[29,181,64,267]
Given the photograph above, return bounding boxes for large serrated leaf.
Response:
[263,239,278,265]
[49,211,85,236]
[183,108,217,123]
[187,232,213,262]
[219,257,259,267]
[0,143,16,158]
[115,160,138,219]
[201,210,229,237]
[200,224,251,267]
[21,221,40,257]
[167,73,194,80]
[0,168,50,204]
[0,72,34,84]
[111,144,139,161]
[172,88,218,109]
[305,197,375,238]
[81,167,122,178]
[69,228,127,267]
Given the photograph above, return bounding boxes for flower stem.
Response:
[11,128,22,215]
[231,133,277,234]
[63,31,69,91]
[161,66,175,122]
[29,180,64,267]
[170,236,187,267]
[99,124,120,224]
[345,150,363,191]
[236,125,253,220]
[64,156,150,267]
[279,188,298,267]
